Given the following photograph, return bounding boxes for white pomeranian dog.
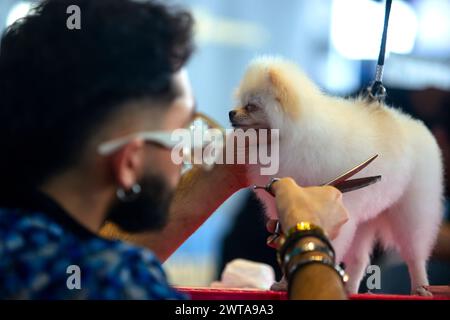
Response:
[229,56,444,295]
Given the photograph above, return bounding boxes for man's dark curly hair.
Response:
[0,0,194,195]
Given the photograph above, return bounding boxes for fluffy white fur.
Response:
[231,56,444,295]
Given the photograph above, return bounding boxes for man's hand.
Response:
[270,178,349,239]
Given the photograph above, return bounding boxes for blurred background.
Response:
[1,0,449,293]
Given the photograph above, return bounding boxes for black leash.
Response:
[366,0,392,102]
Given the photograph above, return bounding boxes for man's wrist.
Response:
[278,230,348,289]
[288,261,347,300]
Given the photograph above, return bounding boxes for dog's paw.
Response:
[270,277,288,291]
[414,286,433,297]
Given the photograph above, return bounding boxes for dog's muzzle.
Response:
[228,110,236,122]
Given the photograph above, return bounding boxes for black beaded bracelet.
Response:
[282,240,335,273]
[286,254,348,293]
[277,229,335,267]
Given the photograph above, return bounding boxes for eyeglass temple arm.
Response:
[195,112,225,132]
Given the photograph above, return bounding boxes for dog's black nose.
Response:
[229,110,236,122]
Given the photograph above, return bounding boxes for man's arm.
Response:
[100,164,245,262]
[289,263,347,300]
[270,178,349,300]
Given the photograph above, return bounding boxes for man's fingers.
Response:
[323,185,343,200]
[328,208,350,240]
[270,177,298,195]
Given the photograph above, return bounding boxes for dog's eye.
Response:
[245,103,259,112]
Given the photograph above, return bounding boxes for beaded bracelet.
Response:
[277,222,335,267]
[282,240,335,273]
[286,255,348,295]
[286,254,348,286]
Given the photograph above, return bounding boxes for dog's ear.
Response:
[267,68,301,119]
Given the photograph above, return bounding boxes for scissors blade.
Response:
[334,175,382,193]
[324,154,379,187]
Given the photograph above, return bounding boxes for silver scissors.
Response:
[253,154,382,248]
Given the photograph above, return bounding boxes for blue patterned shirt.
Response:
[0,191,185,300]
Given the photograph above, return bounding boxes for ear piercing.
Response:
[116,184,141,202]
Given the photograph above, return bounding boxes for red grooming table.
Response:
[177,287,450,300]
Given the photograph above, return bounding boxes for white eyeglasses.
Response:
[98,131,179,156]
[97,113,224,172]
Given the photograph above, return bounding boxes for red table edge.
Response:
[176,287,450,300]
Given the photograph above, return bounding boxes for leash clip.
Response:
[367,80,387,103]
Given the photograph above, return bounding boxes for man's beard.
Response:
[106,174,174,233]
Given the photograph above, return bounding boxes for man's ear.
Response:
[109,139,146,189]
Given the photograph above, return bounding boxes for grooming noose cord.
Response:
[367,0,392,103]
